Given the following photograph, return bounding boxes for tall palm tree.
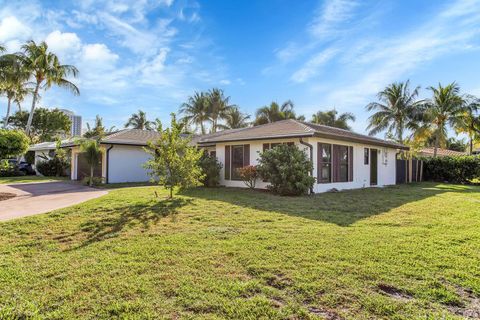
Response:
[423,82,465,157]
[0,55,30,128]
[254,100,302,125]
[222,107,250,129]
[452,96,479,154]
[17,40,79,135]
[206,88,235,133]
[125,110,154,130]
[180,92,209,134]
[366,80,422,143]
[311,109,356,130]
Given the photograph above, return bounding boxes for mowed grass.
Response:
[0,183,479,319]
[0,176,67,184]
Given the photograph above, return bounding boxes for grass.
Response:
[0,183,479,319]
[0,175,68,184]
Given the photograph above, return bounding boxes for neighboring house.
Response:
[418,147,467,157]
[29,141,57,168]
[50,120,407,192]
[196,119,407,193]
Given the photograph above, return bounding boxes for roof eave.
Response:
[313,132,409,150]
[197,133,315,145]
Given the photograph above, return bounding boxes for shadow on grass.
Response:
[71,197,192,249]
[180,183,478,227]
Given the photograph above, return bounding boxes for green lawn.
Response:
[0,175,68,184]
[0,183,479,319]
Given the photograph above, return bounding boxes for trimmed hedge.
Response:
[422,156,480,183]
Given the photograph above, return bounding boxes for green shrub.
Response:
[422,156,480,183]
[36,157,69,177]
[0,160,25,177]
[82,176,104,186]
[237,165,259,189]
[24,151,35,165]
[198,152,222,187]
[257,144,315,196]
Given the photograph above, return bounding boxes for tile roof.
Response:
[419,147,468,157]
[100,129,161,146]
[196,119,408,150]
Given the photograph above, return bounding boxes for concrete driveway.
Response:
[0,181,108,222]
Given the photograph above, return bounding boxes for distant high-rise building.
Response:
[60,109,82,137]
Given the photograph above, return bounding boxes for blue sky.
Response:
[1,0,480,136]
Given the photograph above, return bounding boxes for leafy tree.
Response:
[79,139,103,187]
[311,109,356,130]
[423,82,465,157]
[8,108,71,142]
[0,129,29,159]
[222,107,250,129]
[452,96,480,154]
[84,115,116,138]
[125,110,154,130]
[446,137,467,152]
[257,144,315,196]
[366,80,423,143]
[254,100,304,125]
[206,88,236,133]
[0,45,5,52]
[198,152,222,187]
[16,40,79,135]
[180,92,209,134]
[144,114,204,198]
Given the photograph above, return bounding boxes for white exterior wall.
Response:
[216,137,398,193]
[107,145,150,183]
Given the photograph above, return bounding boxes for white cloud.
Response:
[309,0,359,38]
[45,30,82,59]
[290,48,338,83]
[219,79,231,85]
[0,16,31,43]
[82,43,119,65]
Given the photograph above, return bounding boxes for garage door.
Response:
[76,153,102,180]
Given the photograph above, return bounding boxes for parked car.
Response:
[4,159,36,175]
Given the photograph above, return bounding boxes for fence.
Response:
[396,159,423,184]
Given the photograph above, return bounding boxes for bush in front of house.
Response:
[36,157,69,177]
[237,165,259,189]
[198,152,222,187]
[257,144,315,196]
[82,176,104,186]
[422,155,480,183]
[0,160,25,177]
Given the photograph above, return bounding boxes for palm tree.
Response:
[206,88,235,133]
[0,55,30,128]
[84,115,115,138]
[311,109,356,130]
[366,80,422,143]
[125,110,154,130]
[222,107,250,129]
[180,92,209,134]
[423,82,465,157]
[452,96,479,154]
[17,40,79,135]
[80,139,103,187]
[254,100,302,125]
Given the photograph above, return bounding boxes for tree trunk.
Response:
[26,82,40,135]
[89,166,94,187]
[17,101,21,112]
[470,136,473,155]
[169,186,173,199]
[200,122,205,135]
[433,131,439,157]
[3,98,11,129]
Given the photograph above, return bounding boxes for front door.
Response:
[370,149,378,186]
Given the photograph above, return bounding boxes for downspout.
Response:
[105,144,114,184]
[299,138,314,195]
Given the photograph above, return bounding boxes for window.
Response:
[364,148,369,165]
[319,143,332,183]
[338,146,349,182]
[263,142,295,151]
[231,145,244,180]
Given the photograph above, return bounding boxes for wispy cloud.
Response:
[308,0,359,38]
[290,48,338,83]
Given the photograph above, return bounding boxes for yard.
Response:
[0,176,68,184]
[0,183,479,319]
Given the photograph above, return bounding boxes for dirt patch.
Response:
[308,307,343,320]
[377,283,413,301]
[448,286,480,318]
[0,192,16,201]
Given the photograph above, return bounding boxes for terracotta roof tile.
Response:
[419,147,467,157]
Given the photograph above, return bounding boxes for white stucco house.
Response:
[49,119,408,193]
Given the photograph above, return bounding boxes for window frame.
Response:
[337,145,349,183]
[318,143,332,184]
[364,148,369,165]
[230,145,245,180]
